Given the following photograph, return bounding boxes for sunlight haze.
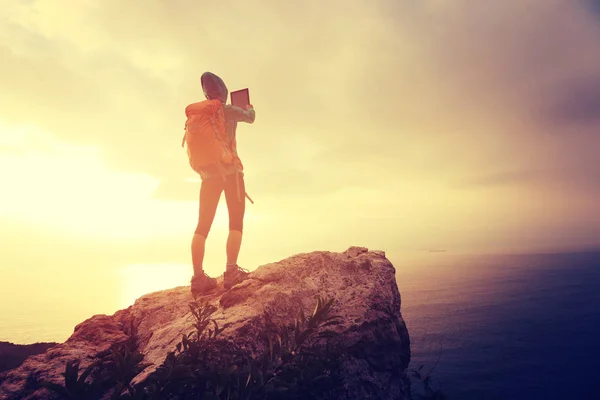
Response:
[1,0,600,343]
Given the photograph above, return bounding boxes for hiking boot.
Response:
[223,265,250,289]
[190,272,217,296]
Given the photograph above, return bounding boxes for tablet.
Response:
[230,88,250,109]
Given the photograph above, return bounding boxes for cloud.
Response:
[361,1,600,132]
[548,77,600,127]
[456,165,600,194]
[1,0,403,187]
[1,0,600,254]
[368,0,600,193]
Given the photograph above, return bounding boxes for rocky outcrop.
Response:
[0,246,411,399]
[0,342,58,373]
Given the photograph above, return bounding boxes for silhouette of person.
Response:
[190,72,256,296]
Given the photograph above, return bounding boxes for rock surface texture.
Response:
[0,342,58,373]
[0,246,411,399]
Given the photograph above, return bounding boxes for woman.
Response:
[190,71,256,295]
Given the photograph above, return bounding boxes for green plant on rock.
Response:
[142,297,249,399]
[188,297,229,342]
[35,317,152,400]
[143,294,345,400]
[37,359,104,400]
[96,318,152,399]
[245,295,345,399]
[28,295,347,400]
[103,342,151,399]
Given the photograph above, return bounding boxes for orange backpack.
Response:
[182,99,233,174]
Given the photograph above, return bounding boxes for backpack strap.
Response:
[235,170,241,203]
[181,120,188,147]
[234,170,255,204]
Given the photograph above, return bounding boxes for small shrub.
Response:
[37,359,105,400]
[30,295,346,400]
[35,318,150,400]
[143,295,345,400]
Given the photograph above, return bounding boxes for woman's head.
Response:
[201,72,228,104]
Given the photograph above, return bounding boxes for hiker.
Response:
[185,71,256,295]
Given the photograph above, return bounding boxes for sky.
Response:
[1,0,600,342]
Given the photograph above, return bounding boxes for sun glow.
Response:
[119,263,192,308]
[0,123,199,239]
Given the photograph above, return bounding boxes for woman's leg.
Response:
[192,177,223,276]
[223,172,246,267]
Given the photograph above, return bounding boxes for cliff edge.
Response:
[0,246,411,399]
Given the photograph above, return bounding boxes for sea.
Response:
[397,250,600,400]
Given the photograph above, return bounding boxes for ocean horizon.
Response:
[399,250,600,399]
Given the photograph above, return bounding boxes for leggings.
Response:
[195,172,245,237]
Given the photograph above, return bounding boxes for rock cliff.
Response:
[0,246,411,399]
[0,342,58,373]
